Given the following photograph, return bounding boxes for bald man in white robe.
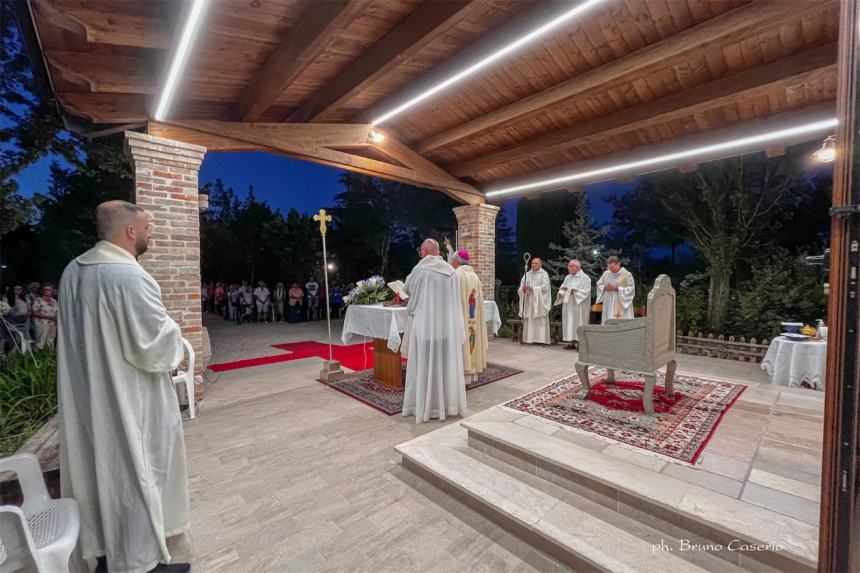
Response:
[58,200,191,573]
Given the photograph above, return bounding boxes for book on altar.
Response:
[387,280,409,300]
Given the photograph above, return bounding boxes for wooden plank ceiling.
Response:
[30,0,839,199]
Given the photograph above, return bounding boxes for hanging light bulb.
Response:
[814,135,836,163]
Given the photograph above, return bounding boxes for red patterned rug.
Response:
[319,363,523,415]
[503,370,746,465]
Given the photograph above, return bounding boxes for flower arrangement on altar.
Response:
[343,275,394,306]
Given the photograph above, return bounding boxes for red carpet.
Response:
[209,341,385,372]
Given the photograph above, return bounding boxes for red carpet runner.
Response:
[209,341,387,372]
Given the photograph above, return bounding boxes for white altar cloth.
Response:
[484,300,502,336]
[761,336,827,391]
[341,304,407,352]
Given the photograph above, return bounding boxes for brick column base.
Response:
[125,131,206,376]
[453,204,499,300]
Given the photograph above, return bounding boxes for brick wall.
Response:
[453,204,499,300]
[125,132,206,375]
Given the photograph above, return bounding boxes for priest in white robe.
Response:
[58,201,191,573]
[596,255,636,324]
[518,257,552,345]
[558,259,591,350]
[450,249,488,383]
[402,239,467,423]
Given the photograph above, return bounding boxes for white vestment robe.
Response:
[518,269,552,344]
[560,270,592,342]
[402,255,467,423]
[596,267,636,324]
[58,241,187,573]
[453,264,488,383]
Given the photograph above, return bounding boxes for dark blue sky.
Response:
[14,148,631,235]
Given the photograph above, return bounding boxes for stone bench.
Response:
[505,319,563,344]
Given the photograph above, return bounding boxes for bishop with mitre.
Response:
[596,255,636,323]
[402,239,467,423]
[450,249,488,383]
[558,259,591,350]
[518,257,552,345]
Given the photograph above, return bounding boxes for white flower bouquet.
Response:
[343,275,394,306]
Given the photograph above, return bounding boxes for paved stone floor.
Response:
[170,315,822,572]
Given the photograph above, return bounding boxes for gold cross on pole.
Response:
[313,209,332,237]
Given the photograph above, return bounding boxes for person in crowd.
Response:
[518,257,552,345]
[558,259,592,350]
[596,255,636,324]
[254,281,271,323]
[58,200,191,573]
[401,239,466,423]
[329,285,344,318]
[25,281,40,339]
[214,282,225,318]
[205,282,215,313]
[8,285,30,330]
[31,283,59,350]
[450,249,487,384]
[228,284,239,323]
[289,283,303,307]
[200,284,208,313]
[273,282,287,322]
[305,276,320,320]
[240,281,254,324]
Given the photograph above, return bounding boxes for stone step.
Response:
[396,424,737,573]
[462,416,817,572]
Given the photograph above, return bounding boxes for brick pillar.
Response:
[125,132,206,375]
[453,204,499,300]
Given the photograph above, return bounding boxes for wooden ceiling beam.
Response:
[149,121,484,205]
[33,1,171,49]
[285,0,475,123]
[232,0,371,122]
[416,0,835,155]
[46,51,158,94]
[58,93,150,123]
[449,44,837,178]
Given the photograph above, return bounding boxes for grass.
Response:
[0,349,58,457]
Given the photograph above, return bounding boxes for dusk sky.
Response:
[12,148,630,232]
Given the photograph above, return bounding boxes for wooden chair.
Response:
[574,275,677,415]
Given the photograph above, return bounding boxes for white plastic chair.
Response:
[172,338,196,419]
[0,453,79,572]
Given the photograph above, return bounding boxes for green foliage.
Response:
[675,273,710,335]
[200,180,321,284]
[495,207,518,284]
[727,252,827,340]
[0,349,58,457]
[496,324,513,339]
[516,190,584,260]
[328,173,457,280]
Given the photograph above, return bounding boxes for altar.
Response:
[341,300,502,388]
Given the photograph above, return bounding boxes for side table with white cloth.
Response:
[484,300,501,336]
[761,336,827,390]
[342,304,408,389]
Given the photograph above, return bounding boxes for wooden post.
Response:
[819,0,860,569]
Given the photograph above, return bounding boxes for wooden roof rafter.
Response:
[449,43,838,179]
[414,0,835,155]
[147,120,485,205]
[231,0,374,122]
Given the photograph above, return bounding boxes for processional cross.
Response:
[314,208,344,381]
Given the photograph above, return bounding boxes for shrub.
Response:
[0,349,58,457]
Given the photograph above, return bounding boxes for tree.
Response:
[33,135,132,280]
[328,173,457,279]
[638,150,810,330]
[546,193,614,281]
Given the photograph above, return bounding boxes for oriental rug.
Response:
[502,370,746,465]
[319,363,523,415]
